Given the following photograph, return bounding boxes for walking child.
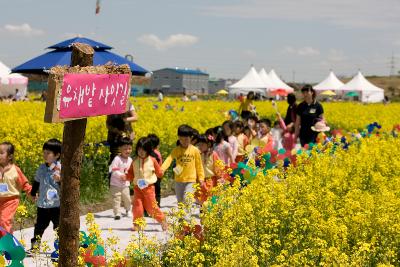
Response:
[109,137,133,220]
[0,142,31,233]
[190,127,200,146]
[30,139,62,250]
[222,120,239,160]
[162,125,205,204]
[147,133,163,207]
[273,100,296,152]
[243,126,252,143]
[213,126,234,166]
[195,134,221,205]
[246,114,259,141]
[127,137,167,231]
[233,121,249,162]
[276,112,296,152]
[250,118,273,150]
[271,120,283,150]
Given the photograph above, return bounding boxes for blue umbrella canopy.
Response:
[12,50,147,75]
[12,37,147,76]
[47,37,112,50]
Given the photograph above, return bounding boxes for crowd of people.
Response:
[0,88,27,102]
[0,84,330,253]
[101,84,329,232]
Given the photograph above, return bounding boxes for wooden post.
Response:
[58,43,94,267]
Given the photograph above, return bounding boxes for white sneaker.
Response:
[126,210,132,218]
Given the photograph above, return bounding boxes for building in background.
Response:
[208,78,239,94]
[131,75,151,96]
[150,68,209,95]
[208,78,226,95]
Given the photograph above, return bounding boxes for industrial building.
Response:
[150,68,209,95]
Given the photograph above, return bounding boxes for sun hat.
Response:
[311,120,330,132]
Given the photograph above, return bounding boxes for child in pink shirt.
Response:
[273,101,296,152]
[109,137,133,220]
[222,120,239,160]
[212,127,234,166]
[276,113,296,152]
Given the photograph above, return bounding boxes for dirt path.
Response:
[15,195,182,266]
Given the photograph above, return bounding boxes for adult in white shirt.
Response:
[158,90,163,101]
[14,89,23,101]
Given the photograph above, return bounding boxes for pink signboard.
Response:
[59,73,130,118]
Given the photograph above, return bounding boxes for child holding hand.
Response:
[147,134,163,207]
[195,134,221,205]
[0,142,31,233]
[222,120,239,160]
[233,121,249,162]
[109,137,133,220]
[250,118,273,150]
[30,139,62,250]
[213,126,235,166]
[127,137,167,231]
[273,101,296,152]
[162,125,205,204]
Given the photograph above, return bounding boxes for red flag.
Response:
[95,0,101,14]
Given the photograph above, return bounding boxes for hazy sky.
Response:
[1,0,399,82]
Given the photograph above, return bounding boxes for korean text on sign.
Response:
[59,73,130,119]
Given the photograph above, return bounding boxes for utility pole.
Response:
[389,52,396,77]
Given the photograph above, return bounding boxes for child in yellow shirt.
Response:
[162,125,205,204]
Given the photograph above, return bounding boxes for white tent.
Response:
[268,69,294,93]
[338,71,384,103]
[314,71,344,92]
[229,66,266,96]
[0,61,28,98]
[258,68,275,91]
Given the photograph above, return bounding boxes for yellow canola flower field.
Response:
[1,99,400,265]
[1,99,398,168]
[164,136,400,266]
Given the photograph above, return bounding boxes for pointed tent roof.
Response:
[339,71,384,103]
[0,61,27,98]
[314,71,344,91]
[12,37,147,76]
[338,71,384,92]
[0,61,11,77]
[0,61,27,83]
[268,69,294,92]
[258,68,275,89]
[229,66,266,89]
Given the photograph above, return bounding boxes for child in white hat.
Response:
[311,120,330,144]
